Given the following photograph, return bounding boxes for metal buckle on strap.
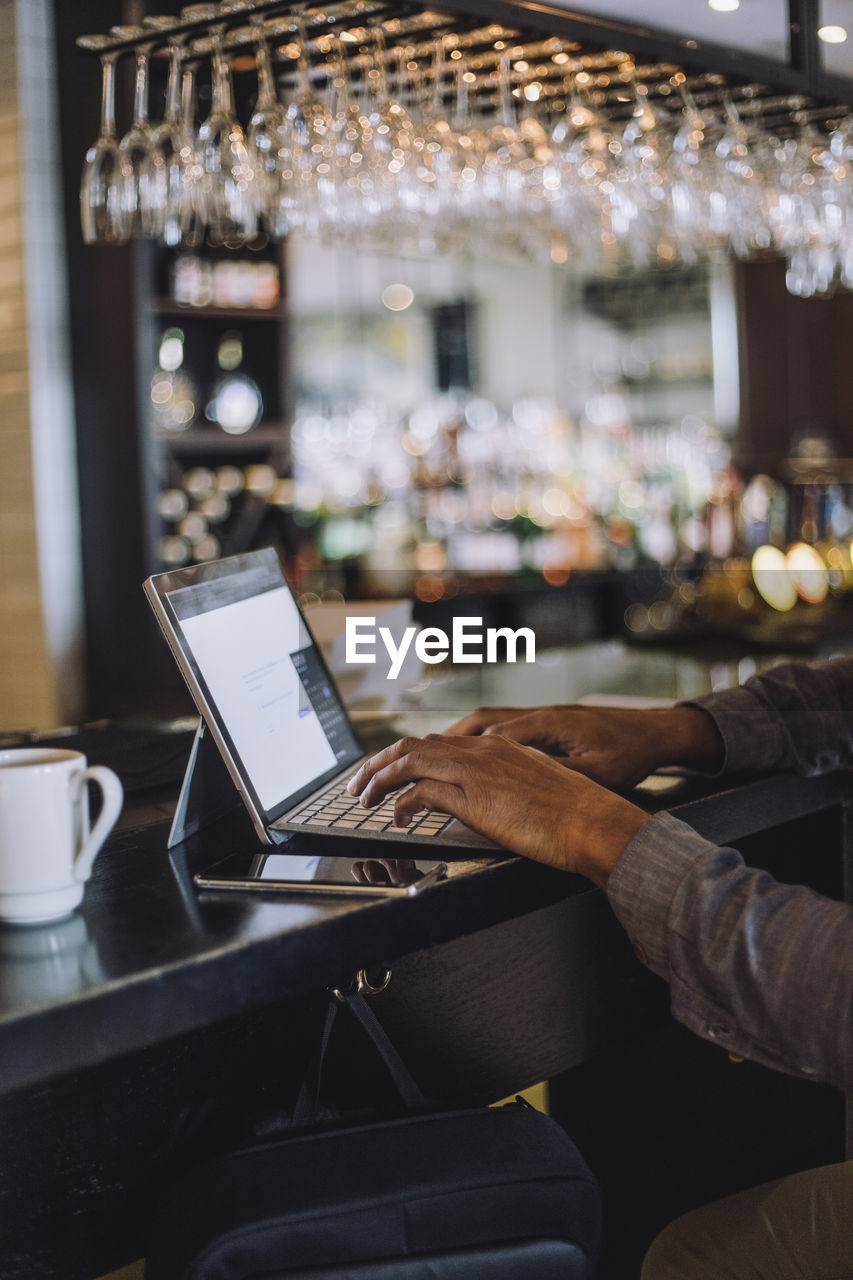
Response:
[329,966,392,1002]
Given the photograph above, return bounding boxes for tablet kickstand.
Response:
[168,719,243,849]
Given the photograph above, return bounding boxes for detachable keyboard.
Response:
[286,778,454,837]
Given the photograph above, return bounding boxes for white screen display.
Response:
[179,586,337,810]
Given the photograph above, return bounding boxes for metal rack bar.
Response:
[75,0,853,107]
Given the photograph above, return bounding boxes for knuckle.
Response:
[397,736,420,754]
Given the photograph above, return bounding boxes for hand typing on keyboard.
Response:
[288,778,453,837]
[347,732,650,885]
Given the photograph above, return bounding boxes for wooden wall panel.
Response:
[0,0,60,731]
[734,257,853,475]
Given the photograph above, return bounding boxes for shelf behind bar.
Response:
[151,299,287,321]
[155,423,288,451]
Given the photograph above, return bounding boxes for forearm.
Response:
[608,813,853,1090]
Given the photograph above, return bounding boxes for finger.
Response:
[551,753,600,776]
[481,720,521,739]
[443,707,521,736]
[358,740,464,807]
[358,860,393,885]
[347,736,422,795]
[393,779,465,827]
[482,711,557,746]
[554,752,634,789]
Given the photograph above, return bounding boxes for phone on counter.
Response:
[194,852,448,898]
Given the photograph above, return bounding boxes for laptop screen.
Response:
[154,550,362,823]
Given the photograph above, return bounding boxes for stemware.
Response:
[772,122,840,296]
[246,15,289,236]
[478,54,527,235]
[712,95,776,257]
[75,10,853,296]
[114,27,157,238]
[273,15,335,238]
[80,36,128,245]
[186,4,256,243]
[823,120,853,289]
[608,77,674,268]
[357,24,416,237]
[547,73,614,268]
[408,42,481,251]
[445,59,491,232]
[665,82,720,258]
[142,16,196,245]
[321,32,372,238]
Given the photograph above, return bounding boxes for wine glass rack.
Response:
[75,0,853,117]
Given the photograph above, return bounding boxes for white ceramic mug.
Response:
[0,748,123,924]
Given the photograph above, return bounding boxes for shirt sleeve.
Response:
[607,811,853,1092]
[685,656,853,777]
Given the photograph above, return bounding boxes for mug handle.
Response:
[72,766,124,883]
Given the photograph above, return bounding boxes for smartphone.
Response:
[194,852,448,898]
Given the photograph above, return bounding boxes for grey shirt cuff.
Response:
[606,810,706,977]
[683,686,788,777]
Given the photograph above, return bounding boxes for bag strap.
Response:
[345,992,429,1110]
[293,990,428,1127]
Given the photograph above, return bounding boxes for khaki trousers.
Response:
[641,1160,853,1280]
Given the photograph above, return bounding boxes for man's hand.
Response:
[347,733,651,889]
[444,704,724,789]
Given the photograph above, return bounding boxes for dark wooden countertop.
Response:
[0,761,849,1098]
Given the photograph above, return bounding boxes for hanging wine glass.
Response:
[408,42,472,250]
[175,55,206,247]
[273,14,335,238]
[609,72,673,268]
[712,94,776,258]
[547,72,613,269]
[185,3,256,243]
[824,117,853,289]
[666,81,720,257]
[357,24,416,239]
[79,36,128,244]
[384,41,431,243]
[446,54,491,234]
[408,43,446,237]
[246,14,289,236]
[772,119,839,296]
[142,16,196,245]
[114,27,157,238]
[321,31,372,239]
[477,54,527,240]
[512,65,562,258]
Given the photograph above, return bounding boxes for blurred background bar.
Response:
[4,0,853,728]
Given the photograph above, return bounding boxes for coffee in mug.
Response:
[0,748,123,924]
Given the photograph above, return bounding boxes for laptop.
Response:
[144,548,497,854]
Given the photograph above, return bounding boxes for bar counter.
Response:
[0,764,850,1099]
[0,642,850,1278]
